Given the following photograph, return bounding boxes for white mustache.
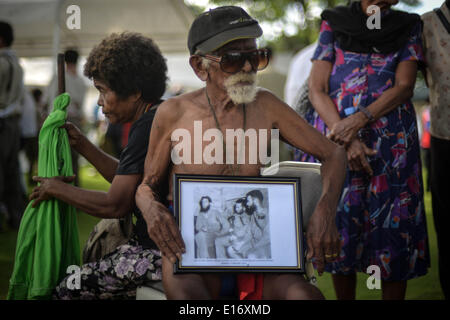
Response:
[224,72,257,87]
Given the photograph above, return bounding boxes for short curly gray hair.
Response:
[84,32,167,103]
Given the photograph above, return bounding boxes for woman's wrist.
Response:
[74,135,90,155]
[354,111,370,129]
[356,106,375,124]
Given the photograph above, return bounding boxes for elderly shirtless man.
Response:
[136,6,347,300]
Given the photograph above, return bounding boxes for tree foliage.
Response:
[187,0,422,52]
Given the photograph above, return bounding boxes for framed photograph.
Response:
[173,174,305,273]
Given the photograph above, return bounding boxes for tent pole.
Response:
[57,53,66,94]
[52,0,63,77]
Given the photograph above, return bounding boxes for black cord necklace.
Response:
[205,87,246,176]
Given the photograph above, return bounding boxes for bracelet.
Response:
[357,105,375,122]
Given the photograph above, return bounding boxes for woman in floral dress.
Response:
[304,0,430,299]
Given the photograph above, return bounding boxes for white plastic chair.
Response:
[261,161,322,230]
[261,161,322,284]
[136,281,166,300]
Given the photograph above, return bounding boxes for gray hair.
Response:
[194,49,211,70]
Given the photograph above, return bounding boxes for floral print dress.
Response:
[301,19,430,280]
[54,236,162,300]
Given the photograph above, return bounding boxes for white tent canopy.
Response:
[1,0,205,119]
[0,0,287,99]
[0,0,195,57]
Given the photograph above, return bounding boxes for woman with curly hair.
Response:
[29,32,168,299]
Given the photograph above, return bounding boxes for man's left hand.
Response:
[306,198,341,276]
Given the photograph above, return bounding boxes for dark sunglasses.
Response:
[200,48,270,74]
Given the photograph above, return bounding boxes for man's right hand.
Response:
[61,121,84,151]
[144,201,186,263]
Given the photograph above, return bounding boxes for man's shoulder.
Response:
[255,87,276,98]
[153,96,182,123]
[0,48,18,61]
[154,89,202,122]
[0,50,11,65]
[253,87,286,111]
[0,49,21,72]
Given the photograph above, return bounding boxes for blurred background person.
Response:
[419,102,431,191]
[19,89,38,186]
[304,0,429,299]
[46,48,87,186]
[422,0,450,300]
[284,41,317,161]
[0,21,26,230]
[284,42,317,108]
[31,88,47,130]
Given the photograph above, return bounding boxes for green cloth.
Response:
[7,93,80,300]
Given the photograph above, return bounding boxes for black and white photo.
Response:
[193,188,271,260]
[173,174,305,273]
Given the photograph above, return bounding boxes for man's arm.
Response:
[194,209,203,232]
[209,210,227,235]
[215,213,231,236]
[196,211,207,232]
[135,100,185,263]
[264,90,347,275]
[30,174,140,219]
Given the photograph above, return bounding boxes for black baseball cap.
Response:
[188,6,263,55]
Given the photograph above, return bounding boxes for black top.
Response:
[116,102,161,249]
[321,1,420,54]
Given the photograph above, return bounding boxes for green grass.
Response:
[314,189,443,300]
[313,167,443,299]
[0,166,444,300]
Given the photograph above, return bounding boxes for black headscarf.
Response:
[321,1,421,54]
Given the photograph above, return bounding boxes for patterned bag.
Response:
[82,214,133,264]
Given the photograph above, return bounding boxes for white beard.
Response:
[224,72,258,105]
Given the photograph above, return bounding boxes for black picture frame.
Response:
[173,174,305,273]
